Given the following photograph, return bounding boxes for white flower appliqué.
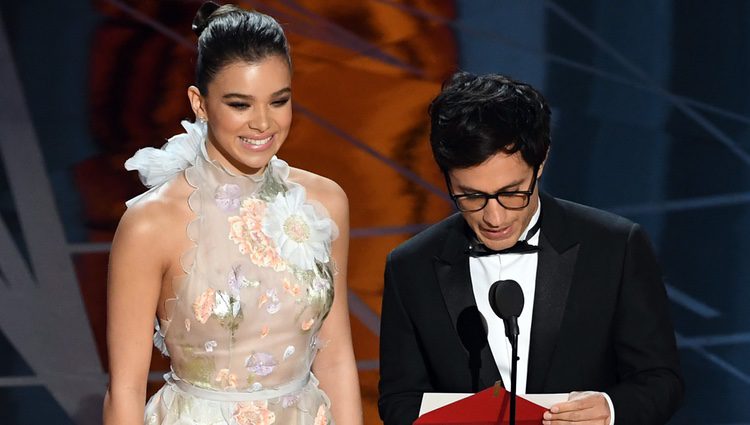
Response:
[125,120,205,187]
[262,186,332,270]
[124,120,206,207]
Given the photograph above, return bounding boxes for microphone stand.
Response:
[501,315,520,425]
[488,279,524,425]
[509,333,518,425]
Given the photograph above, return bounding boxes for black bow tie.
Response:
[468,239,540,257]
[467,218,541,257]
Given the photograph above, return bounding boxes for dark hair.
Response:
[192,1,291,94]
[428,72,551,173]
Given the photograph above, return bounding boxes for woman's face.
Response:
[190,55,292,175]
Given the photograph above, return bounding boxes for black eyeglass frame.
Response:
[446,165,540,212]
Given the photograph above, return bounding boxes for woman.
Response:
[103,2,363,424]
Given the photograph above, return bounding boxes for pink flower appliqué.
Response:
[283,278,301,297]
[301,318,315,331]
[228,198,286,271]
[233,400,275,425]
[314,405,328,425]
[215,184,241,212]
[215,368,238,390]
[193,288,216,324]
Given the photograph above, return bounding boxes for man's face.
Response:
[447,152,542,251]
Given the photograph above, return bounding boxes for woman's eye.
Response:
[272,97,290,107]
[228,102,250,110]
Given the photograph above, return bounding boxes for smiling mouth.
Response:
[240,135,273,146]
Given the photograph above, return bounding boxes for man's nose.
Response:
[482,197,507,226]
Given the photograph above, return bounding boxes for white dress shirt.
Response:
[468,203,615,424]
[470,204,541,394]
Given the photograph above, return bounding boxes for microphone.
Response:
[489,279,524,340]
[488,279,524,425]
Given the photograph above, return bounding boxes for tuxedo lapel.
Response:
[526,193,579,392]
[434,215,501,391]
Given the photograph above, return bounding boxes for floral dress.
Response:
[125,121,336,425]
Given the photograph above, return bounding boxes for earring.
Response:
[198,116,207,123]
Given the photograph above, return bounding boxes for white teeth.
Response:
[240,136,272,146]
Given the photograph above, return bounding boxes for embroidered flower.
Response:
[233,400,275,425]
[228,199,286,271]
[311,336,326,351]
[212,289,243,333]
[213,290,241,319]
[245,352,277,377]
[283,345,295,360]
[301,318,315,331]
[311,275,330,292]
[215,368,238,390]
[314,405,328,425]
[283,278,302,297]
[153,321,168,356]
[262,185,333,270]
[265,289,280,314]
[205,340,218,352]
[258,293,268,309]
[260,325,270,338]
[215,183,241,212]
[256,157,291,201]
[303,265,335,317]
[193,288,216,324]
[228,265,251,296]
[281,393,300,408]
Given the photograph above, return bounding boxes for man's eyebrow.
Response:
[456,178,525,194]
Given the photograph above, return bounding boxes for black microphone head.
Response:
[488,279,524,319]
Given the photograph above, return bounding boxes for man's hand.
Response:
[542,391,611,425]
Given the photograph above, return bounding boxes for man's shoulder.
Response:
[389,213,464,262]
[557,197,632,227]
[544,194,637,241]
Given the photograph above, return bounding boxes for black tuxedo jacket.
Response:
[378,193,683,425]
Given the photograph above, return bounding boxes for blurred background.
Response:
[1,0,748,423]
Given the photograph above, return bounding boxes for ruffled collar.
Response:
[124,120,289,207]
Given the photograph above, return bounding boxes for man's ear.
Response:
[187,85,207,120]
[537,154,548,178]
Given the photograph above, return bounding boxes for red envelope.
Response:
[414,385,547,425]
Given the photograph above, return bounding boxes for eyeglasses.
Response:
[448,166,539,212]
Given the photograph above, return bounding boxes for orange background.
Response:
[78,1,459,423]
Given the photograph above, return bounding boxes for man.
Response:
[378,73,683,425]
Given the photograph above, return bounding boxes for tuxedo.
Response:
[378,192,683,425]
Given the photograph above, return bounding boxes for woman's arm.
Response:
[103,203,171,425]
[311,179,364,425]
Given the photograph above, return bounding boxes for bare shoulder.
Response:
[113,175,193,259]
[289,167,348,223]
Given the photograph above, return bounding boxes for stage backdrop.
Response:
[1,1,749,424]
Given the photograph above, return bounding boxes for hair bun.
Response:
[192,1,221,37]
